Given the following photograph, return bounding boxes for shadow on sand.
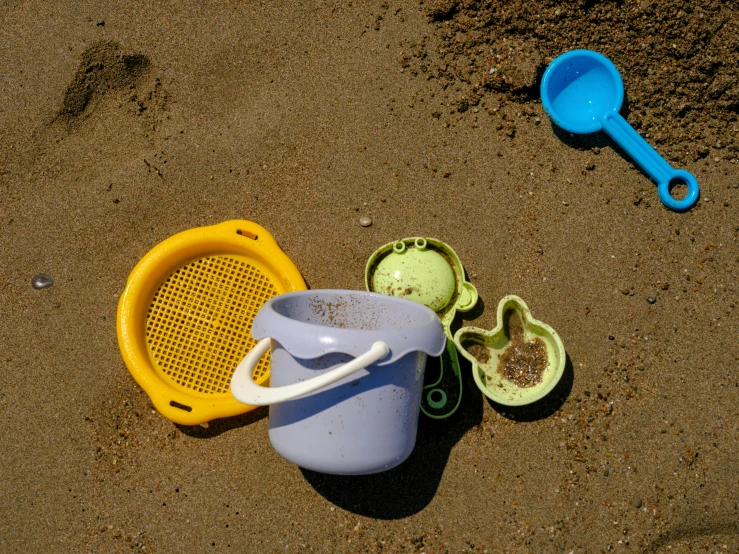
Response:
[301,353,484,519]
[175,406,268,439]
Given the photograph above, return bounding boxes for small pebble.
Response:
[608,335,615,340]
[359,216,372,227]
[31,273,54,290]
[733,183,738,189]
[647,297,657,304]
[632,498,643,509]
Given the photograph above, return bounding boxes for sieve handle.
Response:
[230,338,390,406]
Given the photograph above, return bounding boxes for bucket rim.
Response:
[251,289,446,365]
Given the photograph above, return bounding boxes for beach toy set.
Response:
[116,49,698,475]
[117,220,567,475]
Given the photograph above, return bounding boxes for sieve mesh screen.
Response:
[145,255,276,395]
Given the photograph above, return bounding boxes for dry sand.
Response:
[1,1,738,552]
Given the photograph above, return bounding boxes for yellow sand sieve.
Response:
[117,220,306,425]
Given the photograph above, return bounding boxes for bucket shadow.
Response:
[485,352,574,422]
[175,406,268,438]
[300,354,484,519]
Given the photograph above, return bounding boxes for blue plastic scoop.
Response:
[541,49,699,211]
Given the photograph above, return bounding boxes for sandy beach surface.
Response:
[1,1,738,552]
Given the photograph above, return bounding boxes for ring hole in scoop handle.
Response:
[601,112,699,211]
[230,338,390,406]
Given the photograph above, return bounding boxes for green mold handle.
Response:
[421,281,476,419]
[421,340,463,419]
[457,281,478,312]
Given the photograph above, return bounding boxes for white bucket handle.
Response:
[230,338,390,406]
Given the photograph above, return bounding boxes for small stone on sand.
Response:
[31,273,54,289]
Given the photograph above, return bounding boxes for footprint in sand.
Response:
[53,40,169,137]
[2,40,174,269]
[57,41,150,119]
[648,523,739,553]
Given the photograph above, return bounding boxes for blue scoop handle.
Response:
[602,112,699,211]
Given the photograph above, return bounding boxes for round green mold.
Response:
[365,237,478,419]
[365,237,477,334]
[367,238,455,313]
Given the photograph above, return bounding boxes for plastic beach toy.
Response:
[365,238,478,419]
[541,49,699,211]
[230,290,446,475]
[117,220,306,425]
[454,295,565,406]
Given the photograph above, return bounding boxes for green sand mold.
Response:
[366,237,477,419]
[454,295,565,406]
[365,237,477,330]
